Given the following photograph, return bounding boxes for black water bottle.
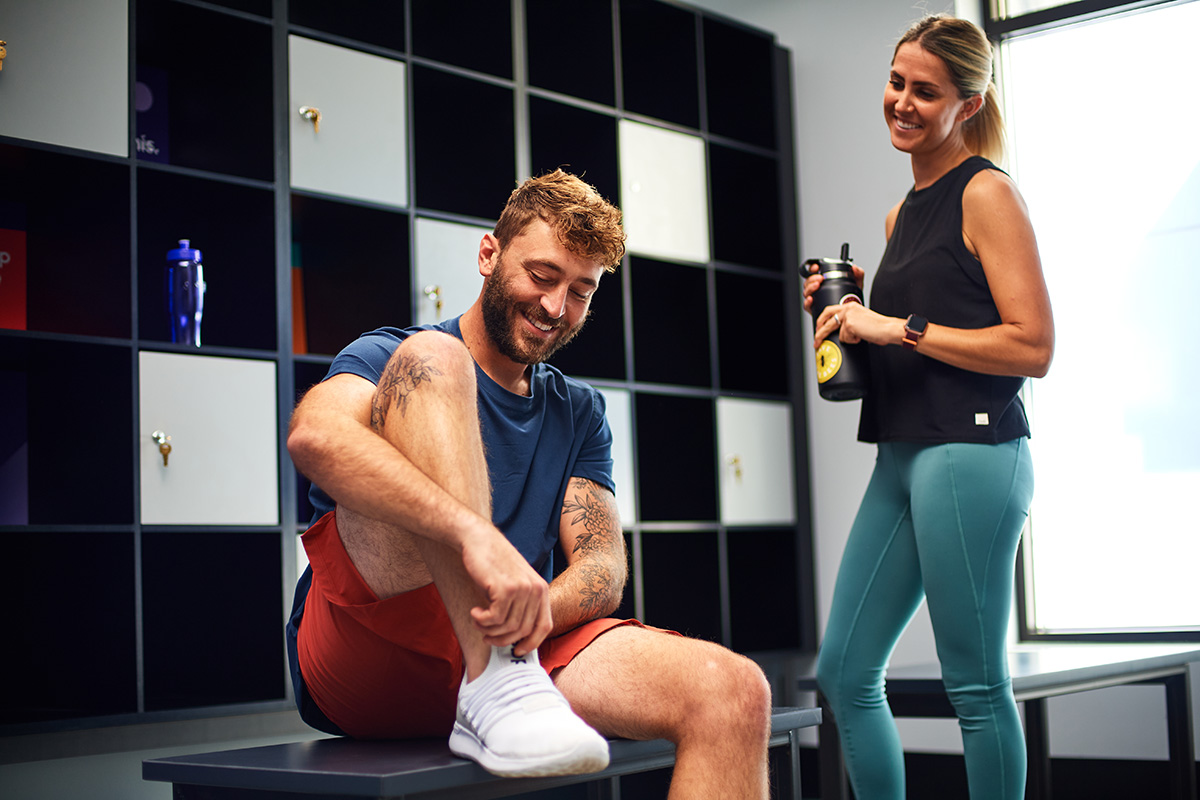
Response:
[804,243,869,401]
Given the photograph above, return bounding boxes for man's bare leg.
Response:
[554,625,773,799]
[334,330,495,678]
[328,331,608,776]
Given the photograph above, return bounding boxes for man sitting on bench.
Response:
[285,170,773,797]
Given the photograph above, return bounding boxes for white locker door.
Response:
[414,218,489,326]
[0,0,128,156]
[139,351,279,525]
[289,36,408,208]
[716,398,796,526]
[618,119,710,265]
[598,387,636,525]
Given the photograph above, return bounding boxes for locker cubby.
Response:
[710,144,783,271]
[289,0,405,52]
[529,97,620,207]
[641,530,722,642]
[526,0,616,107]
[293,361,330,405]
[0,367,26,526]
[619,0,700,130]
[3,532,137,724]
[631,257,712,388]
[0,339,133,526]
[728,527,801,652]
[142,530,285,711]
[0,145,131,339]
[136,0,274,182]
[545,260,627,381]
[715,270,790,396]
[291,195,412,357]
[205,0,272,17]
[412,66,516,221]
[703,17,777,149]
[137,169,277,350]
[411,0,513,79]
[634,393,718,522]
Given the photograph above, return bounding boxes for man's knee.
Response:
[688,646,772,737]
[373,331,475,425]
[725,651,773,723]
[394,330,474,379]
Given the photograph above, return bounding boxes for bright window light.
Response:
[1002,0,1200,634]
[991,0,1070,19]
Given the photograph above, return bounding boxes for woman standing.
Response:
[807,15,1054,800]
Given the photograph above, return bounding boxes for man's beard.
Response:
[480,262,588,365]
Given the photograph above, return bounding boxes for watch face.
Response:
[907,314,928,334]
[816,340,843,383]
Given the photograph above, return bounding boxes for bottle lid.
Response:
[803,242,854,274]
[168,239,202,263]
[819,268,855,280]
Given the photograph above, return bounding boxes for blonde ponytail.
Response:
[964,82,1005,163]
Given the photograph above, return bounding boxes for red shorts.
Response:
[297,511,641,739]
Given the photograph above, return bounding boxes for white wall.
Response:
[686,0,1195,763]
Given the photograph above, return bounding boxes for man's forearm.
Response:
[547,555,627,637]
[550,477,628,636]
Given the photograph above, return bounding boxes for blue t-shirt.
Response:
[307,316,615,581]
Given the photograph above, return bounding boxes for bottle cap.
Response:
[168,239,202,263]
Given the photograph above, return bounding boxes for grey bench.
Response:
[796,643,1199,800]
[143,705,821,799]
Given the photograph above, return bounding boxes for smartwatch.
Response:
[902,314,928,350]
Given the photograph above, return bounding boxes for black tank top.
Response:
[858,156,1030,444]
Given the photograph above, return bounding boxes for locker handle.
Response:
[152,430,173,467]
[727,455,743,482]
[424,285,444,317]
[298,105,321,133]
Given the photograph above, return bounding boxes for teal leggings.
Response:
[816,440,1034,800]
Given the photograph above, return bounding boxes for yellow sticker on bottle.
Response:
[816,340,842,383]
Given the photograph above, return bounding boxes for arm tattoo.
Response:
[561,477,618,556]
[370,353,443,431]
[575,562,613,618]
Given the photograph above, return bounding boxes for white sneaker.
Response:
[449,645,610,777]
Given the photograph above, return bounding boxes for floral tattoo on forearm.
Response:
[575,563,610,619]
[371,353,443,430]
[562,478,622,616]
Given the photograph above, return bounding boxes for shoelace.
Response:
[464,667,564,740]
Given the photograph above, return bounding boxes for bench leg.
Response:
[1165,672,1196,800]
[1023,697,1052,800]
[785,728,803,800]
[587,776,620,800]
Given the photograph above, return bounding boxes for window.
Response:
[991,0,1071,19]
[988,0,1177,30]
[999,0,1200,638]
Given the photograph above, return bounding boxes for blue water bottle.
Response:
[166,239,206,346]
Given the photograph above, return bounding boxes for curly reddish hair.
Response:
[493,169,626,272]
